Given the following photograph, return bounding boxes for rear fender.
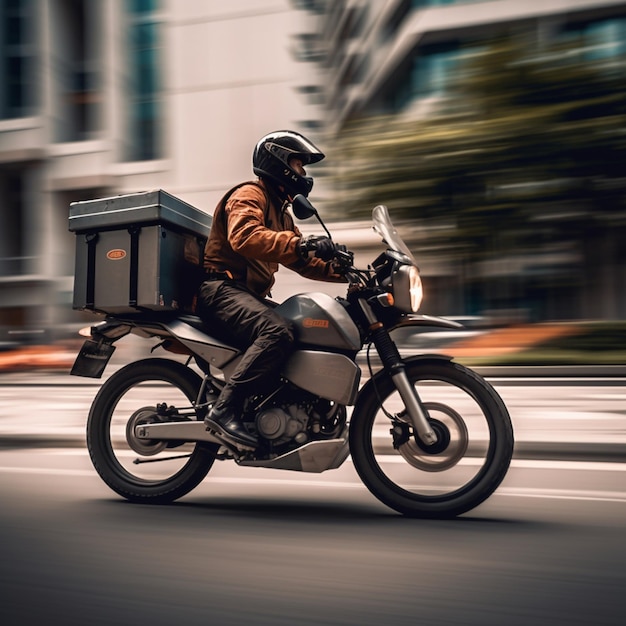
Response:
[88,319,132,341]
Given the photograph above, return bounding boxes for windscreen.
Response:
[372,205,417,265]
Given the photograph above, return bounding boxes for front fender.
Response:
[392,314,463,332]
[354,354,454,419]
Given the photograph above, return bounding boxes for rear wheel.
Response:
[87,358,217,503]
[349,358,514,518]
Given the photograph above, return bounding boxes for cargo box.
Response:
[69,190,212,315]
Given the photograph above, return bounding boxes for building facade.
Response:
[0,0,315,342]
[295,0,626,128]
[2,0,625,342]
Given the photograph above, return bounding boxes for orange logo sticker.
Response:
[303,318,329,329]
[106,249,127,260]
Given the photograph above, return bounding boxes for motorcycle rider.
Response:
[198,130,347,447]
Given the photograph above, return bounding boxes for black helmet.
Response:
[253,130,325,198]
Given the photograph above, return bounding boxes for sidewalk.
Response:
[0,327,624,461]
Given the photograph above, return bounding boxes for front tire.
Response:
[349,358,514,518]
[87,358,217,503]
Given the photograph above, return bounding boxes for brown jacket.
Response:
[203,179,344,298]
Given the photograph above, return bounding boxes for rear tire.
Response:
[349,358,514,518]
[87,358,217,503]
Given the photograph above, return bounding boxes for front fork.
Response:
[361,301,438,446]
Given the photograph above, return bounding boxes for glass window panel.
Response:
[126,4,161,160]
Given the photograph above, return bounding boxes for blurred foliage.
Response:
[461,321,626,366]
[331,35,626,266]
[538,321,626,352]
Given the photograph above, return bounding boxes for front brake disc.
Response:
[397,402,469,472]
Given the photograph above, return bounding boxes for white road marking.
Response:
[0,466,94,477]
[0,459,625,503]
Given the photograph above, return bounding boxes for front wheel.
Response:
[87,358,218,503]
[349,358,514,518]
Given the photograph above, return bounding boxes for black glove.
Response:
[313,237,338,261]
[300,235,339,262]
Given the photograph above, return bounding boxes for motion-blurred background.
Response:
[1,0,625,367]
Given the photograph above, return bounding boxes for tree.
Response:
[330,35,626,319]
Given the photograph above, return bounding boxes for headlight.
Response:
[392,264,423,313]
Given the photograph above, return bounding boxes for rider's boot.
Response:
[204,396,257,448]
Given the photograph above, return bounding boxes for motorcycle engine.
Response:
[255,404,309,445]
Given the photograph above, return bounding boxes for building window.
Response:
[413,0,476,7]
[0,0,36,119]
[126,0,162,161]
[384,42,484,112]
[291,0,326,14]
[50,0,102,142]
[292,33,325,62]
[297,85,325,106]
[0,170,25,277]
[411,43,461,101]
[561,17,626,62]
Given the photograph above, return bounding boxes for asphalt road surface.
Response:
[0,446,624,626]
[0,373,624,625]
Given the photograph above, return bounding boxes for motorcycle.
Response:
[71,196,514,518]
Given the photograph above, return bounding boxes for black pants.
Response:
[196,279,295,408]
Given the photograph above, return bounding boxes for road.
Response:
[0,375,626,626]
[0,446,624,626]
[0,373,625,625]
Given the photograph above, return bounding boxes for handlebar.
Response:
[333,248,354,272]
[302,236,354,267]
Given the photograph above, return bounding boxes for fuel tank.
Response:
[276,292,361,351]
